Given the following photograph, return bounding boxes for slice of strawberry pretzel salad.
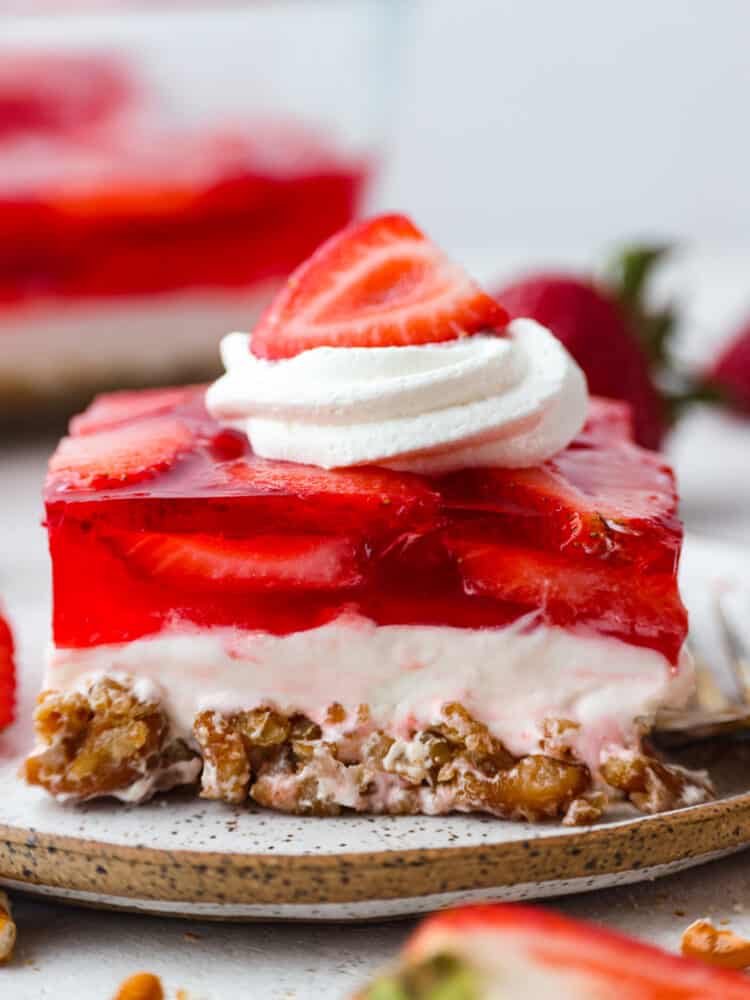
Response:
[25,214,707,823]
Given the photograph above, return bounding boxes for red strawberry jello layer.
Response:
[0,54,364,418]
[26,387,701,820]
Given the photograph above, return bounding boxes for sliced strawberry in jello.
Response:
[250,213,508,359]
[70,387,201,437]
[105,530,364,592]
[577,396,635,444]
[0,610,16,730]
[440,399,681,568]
[444,535,686,660]
[49,417,193,490]
[223,456,441,531]
[44,385,686,661]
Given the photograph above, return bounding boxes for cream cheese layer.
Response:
[46,616,693,773]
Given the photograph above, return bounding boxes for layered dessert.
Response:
[0,52,364,420]
[354,904,750,999]
[26,215,705,822]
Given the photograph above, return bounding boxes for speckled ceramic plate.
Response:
[1,531,749,921]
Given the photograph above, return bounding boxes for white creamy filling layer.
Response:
[45,617,693,772]
[0,284,278,390]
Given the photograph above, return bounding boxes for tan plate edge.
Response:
[1,793,750,906]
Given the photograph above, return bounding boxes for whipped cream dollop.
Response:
[206,319,588,473]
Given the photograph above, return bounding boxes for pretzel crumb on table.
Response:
[681,918,750,970]
[113,972,165,1000]
[0,890,16,963]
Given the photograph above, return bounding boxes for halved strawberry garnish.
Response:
[366,904,750,999]
[250,213,508,359]
[70,387,202,437]
[106,530,364,592]
[48,418,193,490]
[0,611,15,730]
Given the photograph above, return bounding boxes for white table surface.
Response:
[7,850,750,999]
[2,257,750,997]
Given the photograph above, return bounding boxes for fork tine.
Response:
[715,590,750,706]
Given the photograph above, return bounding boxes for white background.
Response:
[385,0,750,253]
[4,0,750,255]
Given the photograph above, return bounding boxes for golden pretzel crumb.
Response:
[681,918,750,970]
[24,677,712,821]
[0,890,16,963]
[113,972,165,1000]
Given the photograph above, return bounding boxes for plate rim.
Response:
[2,790,750,909]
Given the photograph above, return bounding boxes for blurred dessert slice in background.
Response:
[0,51,366,425]
[0,50,135,139]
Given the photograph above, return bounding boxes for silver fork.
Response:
[654,588,750,747]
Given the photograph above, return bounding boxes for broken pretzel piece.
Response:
[113,972,165,1000]
[0,890,16,963]
[681,918,750,971]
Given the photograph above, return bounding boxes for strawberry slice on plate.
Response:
[250,213,508,359]
[105,530,364,592]
[0,610,15,730]
[355,904,750,999]
[48,418,194,490]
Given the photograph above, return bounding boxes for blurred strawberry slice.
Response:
[251,213,508,359]
[356,904,750,999]
[106,530,364,592]
[578,396,635,444]
[0,609,15,730]
[49,418,194,490]
[70,388,202,437]
[0,52,133,140]
[707,319,750,414]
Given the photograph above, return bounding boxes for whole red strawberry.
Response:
[496,247,684,450]
[0,608,15,730]
[707,319,750,413]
